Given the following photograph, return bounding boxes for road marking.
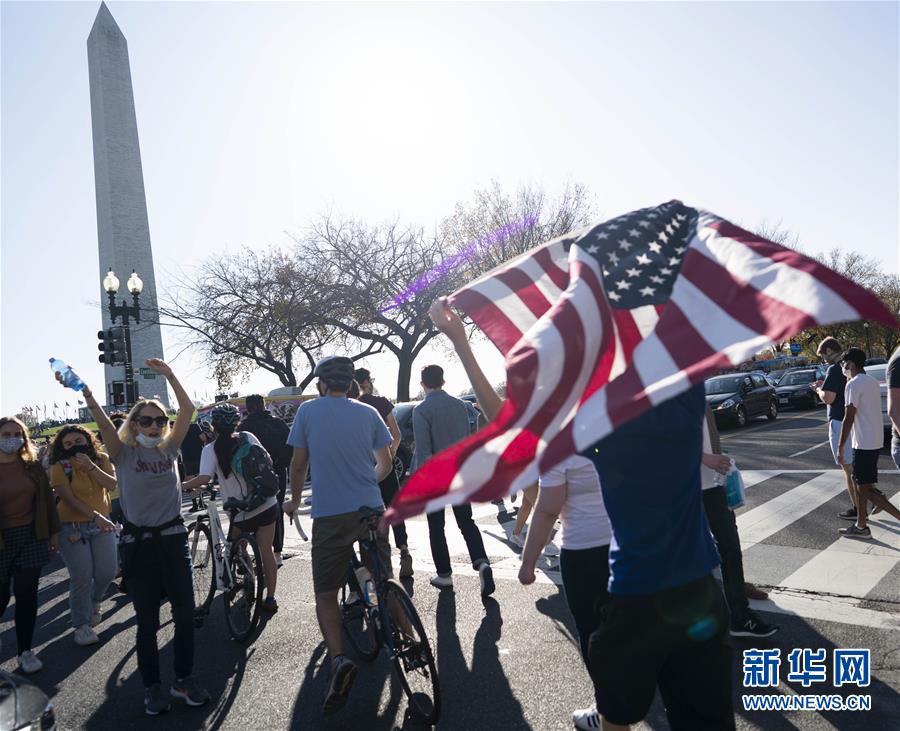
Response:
[720,410,825,439]
[788,439,830,458]
[736,472,847,545]
[756,589,900,631]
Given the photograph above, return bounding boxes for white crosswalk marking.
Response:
[265,467,900,629]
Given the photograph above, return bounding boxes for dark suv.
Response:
[705,373,778,428]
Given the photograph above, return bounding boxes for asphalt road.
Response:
[2,403,898,730]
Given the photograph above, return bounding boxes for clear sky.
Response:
[2,0,898,417]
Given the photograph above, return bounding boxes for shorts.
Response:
[311,510,392,594]
[851,448,879,485]
[234,504,278,533]
[828,420,843,466]
[588,574,734,730]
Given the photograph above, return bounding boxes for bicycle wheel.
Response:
[187,520,215,616]
[340,569,379,662]
[383,579,440,724]
[223,534,264,642]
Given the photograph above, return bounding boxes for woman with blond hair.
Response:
[63,359,210,716]
[0,416,60,674]
[48,424,118,646]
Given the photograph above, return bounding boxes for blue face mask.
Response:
[0,436,24,454]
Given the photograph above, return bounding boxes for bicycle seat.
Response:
[223,497,252,514]
[358,506,385,524]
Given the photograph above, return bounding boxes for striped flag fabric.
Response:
[385,200,896,523]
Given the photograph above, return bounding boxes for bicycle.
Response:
[339,506,440,724]
[186,487,265,642]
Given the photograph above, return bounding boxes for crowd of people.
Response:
[1,317,898,727]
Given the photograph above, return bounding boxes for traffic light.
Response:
[98,327,127,364]
[112,381,125,405]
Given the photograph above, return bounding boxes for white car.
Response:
[864,363,891,440]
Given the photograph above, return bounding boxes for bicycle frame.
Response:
[349,525,399,655]
[189,490,237,589]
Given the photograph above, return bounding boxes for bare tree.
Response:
[159,248,381,392]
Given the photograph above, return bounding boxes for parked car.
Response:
[705,373,778,427]
[774,369,822,410]
[392,401,421,480]
[863,363,891,445]
[0,671,56,731]
[865,357,887,366]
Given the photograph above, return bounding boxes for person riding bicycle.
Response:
[183,403,279,613]
[282,355,394,715]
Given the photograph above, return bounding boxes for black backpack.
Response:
[230,433,280,512]
[244,414,292,470]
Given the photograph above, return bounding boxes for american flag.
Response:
[385,201,896,523]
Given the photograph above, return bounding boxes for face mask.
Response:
[0,436,24,454]
[136,434,163,448]
[841,366,851,377]
[61,444,90,459]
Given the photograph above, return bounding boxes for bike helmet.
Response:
[314,355,355,386]
[210,402,241,428]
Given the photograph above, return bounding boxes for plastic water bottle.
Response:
[354,565,378,606]
[49,358,86,392]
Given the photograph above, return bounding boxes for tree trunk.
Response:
[396,354,414,402]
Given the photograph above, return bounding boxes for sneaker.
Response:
[91,602,102,626]
[478,562,495,597]
[17,650,42,674]
[510,532,526,548]
[730,616,779,638]
[838,506,858,521]
[399,550,413,578]
[275,551,283,568]
[839,524,872,540]
[430,574,453,589]
[573,706,602,730]
[744,583,769,601]
[543,542,560,557]
[145,684,171,716]
[171,675,211,707]
[323,655,357,715]
[262,597,279,613]
[73,625,100,646]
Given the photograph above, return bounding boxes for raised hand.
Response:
[145,358,172,377]
[429,298,466,343]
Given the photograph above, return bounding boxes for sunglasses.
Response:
[135,416,168,428]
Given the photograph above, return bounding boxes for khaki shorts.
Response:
[311,510,393,594]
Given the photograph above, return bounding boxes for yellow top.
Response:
[49,453,114,522]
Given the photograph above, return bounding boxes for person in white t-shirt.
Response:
[518,454,612,731]
[183,403,279,611]
[837,348,900,540]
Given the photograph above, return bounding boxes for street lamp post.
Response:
[102,268,144,409]
[863,322,871,360]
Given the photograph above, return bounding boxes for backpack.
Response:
[243,414,292,470]
[230,433,280,512]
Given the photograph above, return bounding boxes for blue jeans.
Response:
[122,533,195,687]
[58,521,118,628]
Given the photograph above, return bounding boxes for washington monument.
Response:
[87,2,168,406]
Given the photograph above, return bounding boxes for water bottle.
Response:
[49,358,86,392]
[354,565,378,606]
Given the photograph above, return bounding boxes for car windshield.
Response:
[706,376,744,395]
[866,365,886,383]
[780,372,817,386]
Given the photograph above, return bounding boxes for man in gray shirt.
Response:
[413,364,494,596]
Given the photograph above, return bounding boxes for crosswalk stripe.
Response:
[777,493,900,598]
[736,472,847,545]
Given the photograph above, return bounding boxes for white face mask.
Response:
[0,436,24,454]
[135,433,163,448]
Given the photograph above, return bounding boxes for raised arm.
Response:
[59,374,122,461]
[429,298,503,421]
[145,359,195,448]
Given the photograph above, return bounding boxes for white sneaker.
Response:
[91,602,102,626]
[73,625,100,646]
[275,552,283,568]
[510,532,526,548]
[573,706,601,730]
[543,542,560,557]
[429,574,453,589]
[18,650,43,674]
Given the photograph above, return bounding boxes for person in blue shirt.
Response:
[282,356,393,716]
[428,298,734,731]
